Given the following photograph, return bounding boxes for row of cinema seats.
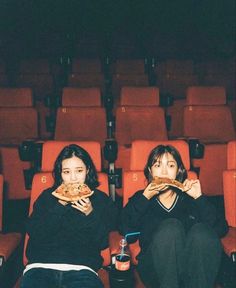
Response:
[0,57,235,105]
[0,139,235,287]
[0,85,235,201]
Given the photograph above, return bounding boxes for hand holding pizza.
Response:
[71,197,93,216]
[183,179,202,199]
[143,181,168,200]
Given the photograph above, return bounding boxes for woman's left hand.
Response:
[183,179,202,199]
[71,197,93,216]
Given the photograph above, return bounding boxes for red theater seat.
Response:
[62,87,102,107]
[115,106,168,174]
[54,107,107,146]
[120,86,159,106]
[184,86,235,196]
[0,88,38,200]
[0,175,22,284]
[221,141,236,262]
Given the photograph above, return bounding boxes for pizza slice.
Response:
[52,183,94,202]
[152,176,185,191]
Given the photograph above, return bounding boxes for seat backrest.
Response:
[23,172,110,266]
[0,108,38,144]
[223,170,236,227]
[71,58,102,73]
[115,107,168,146]
[0,88,33,107]
[123,140,197,206]
[0,174,3,231]
[223,140,236,227]
[193,143,227,196]
[54,107,107,146]
[114,59,146,74]
[62,87,101,107]
[120,86,159,106]
[68,73,104,89]
[227,140,236,170]
[184,86,235,142]
[186,86,226,105]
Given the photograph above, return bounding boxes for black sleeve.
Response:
[191,195,229,238]
[79,191,119,250]
[26,189,71,244]
[120,191,150,241]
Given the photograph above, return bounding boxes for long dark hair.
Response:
[52,144,99,190]
[144,145,187,183]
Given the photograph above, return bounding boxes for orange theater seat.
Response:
[227,140,236,170]
[115,106,168,174]
[0,175,22,285]
[112,74,149,107]
[221,140,236,262]
[184,86,235,196]
[54,107,107,146]
[120,86,159,106]
[62,87,102,107]
[0,88,38,200]
[184,86,235,143]
[193,144,228,196]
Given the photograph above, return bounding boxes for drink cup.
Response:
[115,254,130,271]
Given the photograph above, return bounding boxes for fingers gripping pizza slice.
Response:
[152,176,185,191]
[52,183,94,202]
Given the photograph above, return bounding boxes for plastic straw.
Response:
[125,232,141,241]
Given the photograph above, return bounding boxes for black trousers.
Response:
[137,218,222,288]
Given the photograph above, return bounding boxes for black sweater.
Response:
[25,188,118,271]
[120,190,228,257]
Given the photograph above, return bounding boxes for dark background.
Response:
[0,0,235,59]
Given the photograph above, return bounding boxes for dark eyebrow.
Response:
[62,166,84,170]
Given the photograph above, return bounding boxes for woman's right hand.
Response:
[143,182,168,200]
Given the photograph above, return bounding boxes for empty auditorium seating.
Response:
[111,59,149,107]
[183,86,235,196]
[15,59,54,101]
[193,144,228,196]
[184,86,235,142]
[68,58,105,92]
[155,60,199,99]
[0,88,39,200]
[115,106,168,173]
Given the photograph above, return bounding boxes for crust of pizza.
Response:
[52,183,94,202]
[152,176,185,191]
